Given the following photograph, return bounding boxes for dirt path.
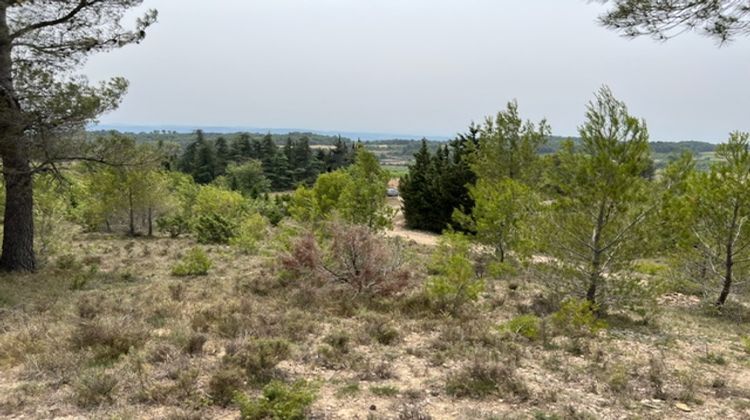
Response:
[385,197,440,247]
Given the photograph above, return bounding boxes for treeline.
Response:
[175,130,355,193]
[89,130,354,147]
[401,87,749,310]
[540,136,717,155]
[1,138,393,266]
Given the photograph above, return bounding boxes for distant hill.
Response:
[87,129,717,169]
[540,136,716,155]
[90,124,451,142]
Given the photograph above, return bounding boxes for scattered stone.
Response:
[370,405,377,411]
[674,402,692,412]
[641,399,664,409]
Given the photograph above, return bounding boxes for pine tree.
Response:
[283,137,294,164]
[268,152,292,190]
[292,136,315,184]
[215,136,230,175]
[177,141,198,175]
[331,136,350,170]
[192,131,218,184]
[543,87,654,305]
[677,132,750,307]
[400,140,438,231]
[460,102,549,262]
[399,127,479,234]
[231,133,252,162]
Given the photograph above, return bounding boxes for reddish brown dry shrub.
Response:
[279,232,322,281]
[280,223,411,297]
[323,223,410,297]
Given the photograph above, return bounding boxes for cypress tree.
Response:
[215,136,230,175]
[400,140,438,231]
[192,131,218,184]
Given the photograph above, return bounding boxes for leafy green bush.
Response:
[194,213,235,244]
[234,380,316,420]
[425,233,484,315]
[230,213,269,254]
[742,336,750,354]
[192,185,249,222]
[503,314,542,341]
[157,214,190,238]
[255,195,290,226]
[171,247,212,276]
[550,298,606,337]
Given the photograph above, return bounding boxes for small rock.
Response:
[674,402,692,412]
[641,399,663,409]
[369,405,377,411]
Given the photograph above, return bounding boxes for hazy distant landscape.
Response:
[1,2,750,420]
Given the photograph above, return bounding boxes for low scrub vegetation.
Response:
[171,247,212,276]
[234,380,317,420]
[1,90,749,419]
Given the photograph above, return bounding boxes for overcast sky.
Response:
[83,0,750,142]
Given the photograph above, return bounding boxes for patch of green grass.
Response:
[699,352,727,366]
[335,382,361,398]
[742,336,750,354]
[370,385,399,397]
[503,314,542,341]
[171,247,212,276]
[633,260,668,276]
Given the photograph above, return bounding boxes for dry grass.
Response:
[0,234,749,419]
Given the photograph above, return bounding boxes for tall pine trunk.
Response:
[0,149,35,271]
[717,247,733,307]
[0,5,35,272]
[586,200,607,305]
[128,188,135,237]
[717,204,739,307]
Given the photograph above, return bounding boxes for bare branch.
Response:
[11,0,102,40]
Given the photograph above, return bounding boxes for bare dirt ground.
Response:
[1,234,750,419]
[385,196,440,247]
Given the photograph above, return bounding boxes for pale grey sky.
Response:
[83,0,750,142]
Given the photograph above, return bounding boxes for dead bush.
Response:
[208,366,246,407]
[364,315,400,345]
[322,223,411,296]
[445,354,529,401]
[223,338,291,385]
[316,330,357,370]
[70,316,148,362]
[279,232,323,282]
[183,333,207,356]
[357,360,396,381]
[77,294,105,319]
[280,223,411,298]
[73,368,118,407]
